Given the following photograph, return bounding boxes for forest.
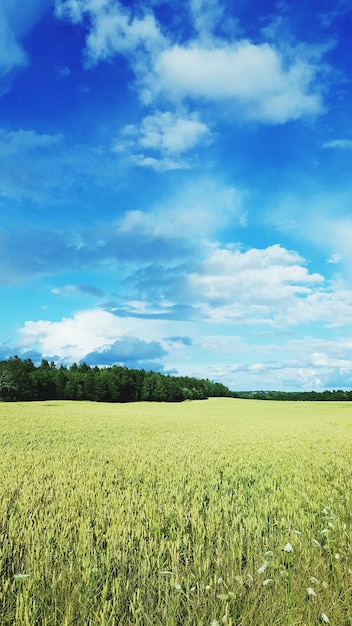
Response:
[237,389,352,401]
[0,356,233,402]
[1,356,351,403]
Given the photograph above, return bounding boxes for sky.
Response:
[1,0,352,391]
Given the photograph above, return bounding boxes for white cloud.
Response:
[19,309,127,360]
[17,304,352,390]
[327,253,342,264]
[283,289,352,327]
[56,0,166,65]
[55,0,87,24]
[0,128,60,152]
[115,110,210,169]
[146,42,323,122]
[194,336,352,391]
[189,0,224,40]
[323,139,352,149]
[117,178,246,238]
[207,286,352,328]
[309,351,350,368]
[119,239,352,330]
[130,111,209,153]
[186,244,324,313]
[127,154,189,171]
[18,308,194,363]
[56,1,324,125]
[86,10,164,62]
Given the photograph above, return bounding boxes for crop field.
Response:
[0,398,352,626]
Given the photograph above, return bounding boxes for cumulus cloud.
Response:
[84,337,166,366]
[118,241,352,330]
[55,0,166,65]
[189,0,225,40]
[185,244,324,310]
[16,302,352,390]
[188,245,352,328]
[19,309,129,362]
[144,41,323,122]
[193,335,352,391]
[56,0,324,125]
[283,289,352,327]
[135,113,209,152]
[274,338,352,389]
[115,110,210,169]
[17,308,191,365]
[309,351,350,368]
[5,204,352,334]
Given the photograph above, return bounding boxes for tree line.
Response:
[1,357,350,403]
[0,356,234,403]
[237,389,352,401]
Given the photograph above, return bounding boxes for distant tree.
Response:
[64,372,83,400]
[79,361,91,374]
[4,356,35,400]
[55,366,68,399]
[93,370,109,402]
[83,369,96,401]
[0,370,18,401]
[30,359,57,399]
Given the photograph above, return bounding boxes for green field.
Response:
[1,399,351,625]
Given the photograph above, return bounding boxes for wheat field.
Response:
[0,398,351,625]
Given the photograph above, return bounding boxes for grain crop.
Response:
[0,398,351,625]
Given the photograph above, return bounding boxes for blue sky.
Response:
[1,0,352,391]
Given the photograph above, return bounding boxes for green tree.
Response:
[55,366,68,399]
[0,369,18,401]
[5,356,35,400]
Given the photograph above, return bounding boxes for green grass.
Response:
[1,398,351,625]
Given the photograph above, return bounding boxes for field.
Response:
[0,398,351,625]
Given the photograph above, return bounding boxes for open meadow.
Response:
[0,398,351,625]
